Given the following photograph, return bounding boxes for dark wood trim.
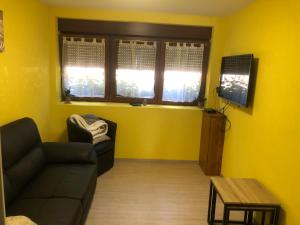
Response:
[199,41,211,107]
[160,101,199,106]
[108,36,114,101]
[104,37,110,102]
[68,96,107,102]
[156,40,166,105]
[58,33,64,100]
[109,37,117,101]
[109,97,156,104]
[154,39,164,104]
[58,18,212,40]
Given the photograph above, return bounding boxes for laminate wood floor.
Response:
[85,160,235,225]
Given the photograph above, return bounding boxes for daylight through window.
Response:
[163,42,204,103]
[116,40,157,99]
[62,37,106,98]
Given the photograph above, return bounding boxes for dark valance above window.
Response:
[58,19,212,40]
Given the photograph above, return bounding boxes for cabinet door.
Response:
[199,113,210,162]
[206,116,226,175]
[199,113,210,170]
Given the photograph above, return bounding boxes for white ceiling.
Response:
[41,0,254,16]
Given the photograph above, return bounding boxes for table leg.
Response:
[222,206,230,225]
[270,210,275,224]
[273,207,280,225]
[247,210,253,225]
[244,210,248,225]
[260,211,266,225]
[207,182,213,223]
[208,183,217,225]
[207,182,217,225]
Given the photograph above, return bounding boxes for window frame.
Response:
[58,19,212,106]
[109,36,160,104]
[158,39,210,106]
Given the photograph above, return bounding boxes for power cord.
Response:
[219,102,230,114]
[218,102,232,132]
[225,117,231,132]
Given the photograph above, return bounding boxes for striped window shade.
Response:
[116,40,157,98]
[117,40,157,70]
[165,42,204,72]
[62,36,106,98]
[163,42,205,103]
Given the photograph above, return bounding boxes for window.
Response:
[163,41,204,103]
[62,36,106,99]
[59,20,211,105]
[115,39,157,99]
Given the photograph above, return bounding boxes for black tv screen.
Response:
[218,54,253,107]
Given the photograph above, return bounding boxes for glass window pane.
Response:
[163,42,204,102]
[116,40,156,98]
[62,37,105,98]
[63,66,105,98]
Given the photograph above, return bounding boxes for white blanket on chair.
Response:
[70,114,110,144]
[5,216,37,225]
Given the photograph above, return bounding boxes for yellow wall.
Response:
[0,0,50,138]
[1,1,299,223]
[47,7,225,160]
[217,0,300,224]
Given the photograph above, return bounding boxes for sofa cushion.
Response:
[7,198,82,225]
[4,146,46,205]
[1,118,45,205]
[20,164,97,209]
[1,118,41,169]
[3,174,14,205]
[94,140,114,155]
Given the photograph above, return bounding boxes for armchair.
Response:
[67,115,117,176]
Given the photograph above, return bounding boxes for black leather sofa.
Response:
[67,115,117,176]
[1,118,97,225]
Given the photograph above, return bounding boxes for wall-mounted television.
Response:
[218,54,254,107]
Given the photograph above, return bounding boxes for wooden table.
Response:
[207,177,280,225]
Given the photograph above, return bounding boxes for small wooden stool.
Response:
[207,177,280,225]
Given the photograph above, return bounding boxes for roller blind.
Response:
[117,40,156,70]
[165,42,204,72]
[115,39,157,98]
[163,42,204,103]
[63,36,105,67]
[62,36,106,98]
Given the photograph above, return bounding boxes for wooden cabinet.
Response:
[199,110,226,176]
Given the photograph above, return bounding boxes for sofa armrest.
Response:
[42,142,97,164]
